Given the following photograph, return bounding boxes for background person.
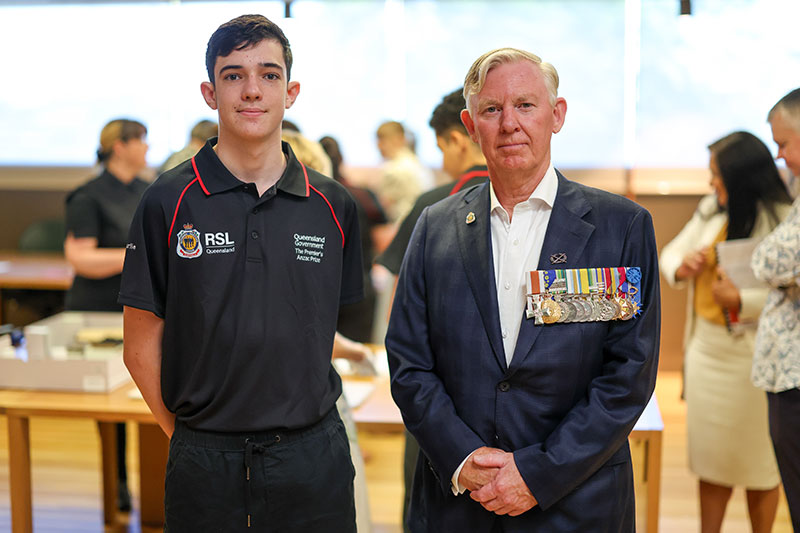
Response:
[158,119,218,173]
[660,131,791,533]
[64,117,150,512]
[374,120,433,224]
[751,89,800,530]
[320,135,388,344]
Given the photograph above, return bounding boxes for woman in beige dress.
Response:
[661,131,793,533]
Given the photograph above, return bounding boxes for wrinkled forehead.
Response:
[471,61,544,102]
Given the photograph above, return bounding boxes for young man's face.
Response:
[200,39,299,145]
[436,131,465,180]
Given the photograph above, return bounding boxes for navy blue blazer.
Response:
[386,172,660,532]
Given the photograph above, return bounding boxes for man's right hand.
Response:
[458,446,506,492]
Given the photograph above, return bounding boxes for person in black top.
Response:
[64,117,150,512]
[65,118,149,311]
[320,135,387,343]
[120,15,362,532]
[374,88,488,533]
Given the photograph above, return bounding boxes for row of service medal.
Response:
[525,267,643,326]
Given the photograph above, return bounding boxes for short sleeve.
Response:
[118,188,169,317]
[339,194,365,306]
[65,190,100,239]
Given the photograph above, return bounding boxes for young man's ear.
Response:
[449,129,470,151]
[200,81,218,111]
[285,81,300,110]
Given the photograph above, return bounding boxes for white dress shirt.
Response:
[451,164,558,494]
[490,166,558,365]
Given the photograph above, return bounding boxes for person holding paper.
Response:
[661,131,792,533]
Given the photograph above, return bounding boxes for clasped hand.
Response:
[457,447,538,516]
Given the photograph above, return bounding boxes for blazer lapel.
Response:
[509,172,596,369]
[456,183,507,371]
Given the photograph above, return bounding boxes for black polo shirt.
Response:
[65,169,149,311]
[119,140,363,432]
[376,165,489,274]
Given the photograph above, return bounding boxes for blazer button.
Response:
[498,381,510,392]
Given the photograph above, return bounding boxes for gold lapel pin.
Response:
[466,212,476,224]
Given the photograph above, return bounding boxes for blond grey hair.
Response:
[463,48,559,111]
[768,88,800,132]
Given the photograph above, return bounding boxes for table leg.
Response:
[646,432,662,533]
[138,423,168,528]
[8,414,33,533]
[97,421,118,526]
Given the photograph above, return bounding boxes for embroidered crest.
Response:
[176,223,203,259]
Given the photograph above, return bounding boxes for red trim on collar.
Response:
[308,184,345,248]
[190,156,211,195]
[168,177,199,248]
[449,169,490,196]
[300,161,310,197]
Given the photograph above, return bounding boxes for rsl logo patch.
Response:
[176,223,203,259]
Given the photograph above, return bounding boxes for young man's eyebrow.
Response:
[259,62,283,71]
[218,62,284,75]
[218,64,243,75]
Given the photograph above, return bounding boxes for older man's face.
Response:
[461,61,565,181]
[770,111,800,177]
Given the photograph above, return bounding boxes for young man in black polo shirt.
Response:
[120,14,361,532]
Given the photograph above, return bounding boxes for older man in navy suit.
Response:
[386,48,661,532]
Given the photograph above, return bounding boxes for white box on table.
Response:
[0,311,130,392]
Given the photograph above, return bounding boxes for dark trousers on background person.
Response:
[164,408,356,533]
[768,387,800,531]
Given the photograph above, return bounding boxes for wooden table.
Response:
[0,253,73,323]
[630,395,664,533]
[0,383,167,533]
[1,377,662,533]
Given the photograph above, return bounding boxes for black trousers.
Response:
[165,408,356,533]
[768,388,800,531]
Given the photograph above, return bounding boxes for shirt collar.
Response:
[191,138,309,197]
[98,168,144,190]
[489,163,558,215]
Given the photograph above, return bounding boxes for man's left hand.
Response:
[468,452,538,516]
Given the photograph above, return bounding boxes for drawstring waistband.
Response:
[244,438,272,528]
[172,407,340,529]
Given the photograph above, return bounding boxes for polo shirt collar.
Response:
[98,168,144,191]
[462,165,489,177]
[192,138,310,198]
